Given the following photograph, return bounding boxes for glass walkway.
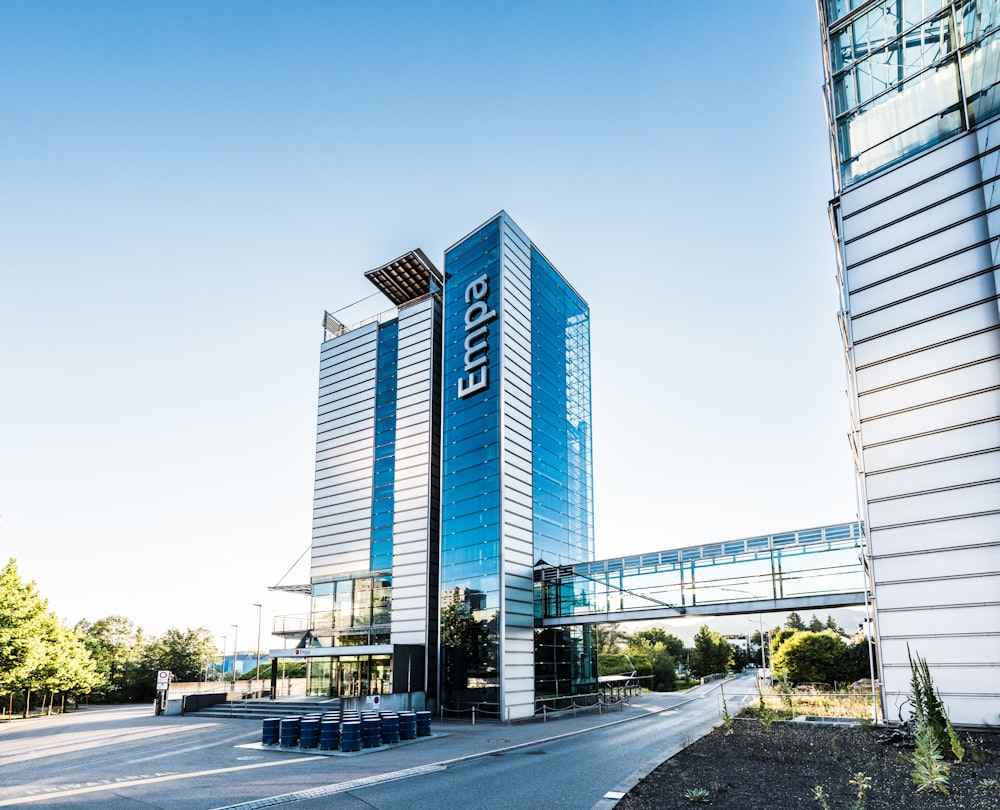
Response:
[534,522,867,626]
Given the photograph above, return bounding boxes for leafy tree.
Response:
[594,623,627,654]
[0,560,104,714]
[140,628,216,684]
[626,633,678,691]
[76,615,147,702]
[825,615,845,635]
[807,614,825,632]
[0,561,49,700]
[771,630,849,684]
[632,627,684,659]
[32,619,101,712]
[769,627,796,660]
[785,611,807,631]
[648,649,677,691]
[689,625,732,678]
[730,643,754,672]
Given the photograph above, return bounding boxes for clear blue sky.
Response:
[0,1,857,649]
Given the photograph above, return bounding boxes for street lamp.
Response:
[231,624,239,688]
[748,617,767,669]
[253,603,262,684]
[218,635,227,682]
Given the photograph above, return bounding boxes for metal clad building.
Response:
[299,214,595,718]
[818,0,1000,724]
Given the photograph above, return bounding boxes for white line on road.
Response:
[0,757,325,806]
[211,764,447,809]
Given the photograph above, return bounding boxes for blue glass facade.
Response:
[440,217,503,704]
[439,212,595,710]
[530,249,594,567]
[371,319,398,571]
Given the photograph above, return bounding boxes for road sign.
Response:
[156,670,171,690]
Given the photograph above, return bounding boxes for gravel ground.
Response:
[617,719,1000,809]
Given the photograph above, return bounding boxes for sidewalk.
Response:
[240,689,691,763]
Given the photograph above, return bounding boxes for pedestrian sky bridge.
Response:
[533,522,868,627]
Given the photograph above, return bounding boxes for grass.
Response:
[740,683,881,722]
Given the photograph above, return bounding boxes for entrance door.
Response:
[336,657,371,697]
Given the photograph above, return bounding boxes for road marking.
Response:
[211,764,447,809]
[0,757,324,806]
[0,723,222,765]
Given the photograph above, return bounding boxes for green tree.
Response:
[76,615,146,702]
[626,633,678,691]
[771,630,848,684]
[785,611,807,631]
[594,623,627,654]
[769,627,797,661]
[0,560,102,715]
[32,619,101,712]
[689,625,732,678]
[0,560,51,709]
[632,627,685,659]
[807,614,825,632]
[824,615,845,635]
[140,628,216,684]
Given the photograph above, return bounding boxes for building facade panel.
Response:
[820,0,1000,724]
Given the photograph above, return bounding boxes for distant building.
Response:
[817,0,1000,724]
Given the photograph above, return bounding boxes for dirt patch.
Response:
[617,719,1000,809]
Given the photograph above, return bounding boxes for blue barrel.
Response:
[279,717,301,747]
[415,711,432,737]
[340,720,362,752]
[261,717,280,745]
[379,713,400,744]
[361,715,382,748]
[398,711,417,741]
[319,719,341,750]
[299,717,321,748]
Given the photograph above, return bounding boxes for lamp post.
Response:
[253,603,262,684]
[231,624,238,688]
[218,635,227,683]
[748,617,767,669]
[719,588,768,672]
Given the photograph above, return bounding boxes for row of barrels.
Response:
[261,710,432,751]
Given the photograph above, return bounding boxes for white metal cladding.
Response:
[390,297,438,646]
[311,322,378,579]
[837,128,1000,726]
[499,216,535,721]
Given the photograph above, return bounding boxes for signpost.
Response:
[154,670,171,715]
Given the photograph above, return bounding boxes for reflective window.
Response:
[370,319,398,570]
[531,248,594,568]
[310,575,392,636]
[826,0,1000,184]
[440,217,504,706]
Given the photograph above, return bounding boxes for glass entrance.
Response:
[306,655,392,697]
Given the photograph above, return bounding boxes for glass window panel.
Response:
[964,26,1000,123]
[839,58,962,182]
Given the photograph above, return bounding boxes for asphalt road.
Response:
[0,678,758,809]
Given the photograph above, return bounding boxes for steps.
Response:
[188,697,342,719]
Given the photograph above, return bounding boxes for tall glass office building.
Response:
[439,213,595,719]
[292,213,595,720]
[818,0,1000,724]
